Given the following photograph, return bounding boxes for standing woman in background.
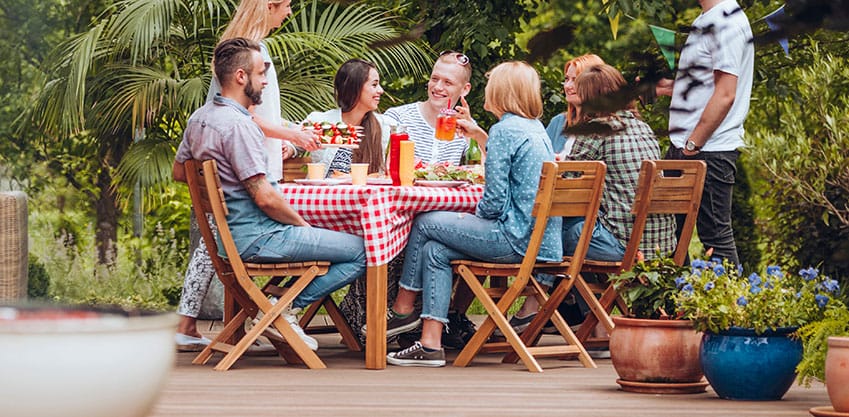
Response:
[174,0,319,350]
[546,54,605,156]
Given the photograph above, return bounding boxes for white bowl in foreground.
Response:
[0,305,178,417]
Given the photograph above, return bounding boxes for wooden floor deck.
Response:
[149,320,829,417]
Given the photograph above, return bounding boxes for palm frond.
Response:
[113,136,179,208]
[107,0,187,64]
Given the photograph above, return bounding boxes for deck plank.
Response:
[149,320,828,417]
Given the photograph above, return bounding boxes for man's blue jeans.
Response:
[399,211,523,323]
[241,226,366,309]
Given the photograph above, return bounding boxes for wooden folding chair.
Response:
[184,159,347,370]
[451,161,606,372]
[567,160,707,348]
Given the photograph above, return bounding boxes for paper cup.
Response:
[306,163,326,180]
[350,163,369,186]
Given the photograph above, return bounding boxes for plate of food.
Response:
[293,178,348,186]
[414,180,468,188]
[302,120,362,147]
[414,161,485,184]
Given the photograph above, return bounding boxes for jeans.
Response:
[241,226,366,309]
[665,147,739,265]
[535,216,626,287]
[399,211,523,323]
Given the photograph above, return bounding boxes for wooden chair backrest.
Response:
[183,159,265,316]
[622,159,707,268]
[548,161,607,278]
[514,161,559,281]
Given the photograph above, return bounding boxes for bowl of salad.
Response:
[413,162,485,184]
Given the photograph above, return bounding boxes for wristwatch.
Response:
[685,140,701,152]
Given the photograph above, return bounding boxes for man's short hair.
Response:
[213,38,262,85]
[435,51,472,84]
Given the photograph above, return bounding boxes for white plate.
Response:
[366,177,393,185]
[293,178,348,186]
[414,180,468,188]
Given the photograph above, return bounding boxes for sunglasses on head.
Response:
[439,50,470,66]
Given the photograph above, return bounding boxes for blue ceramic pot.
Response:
[700,326,802,401]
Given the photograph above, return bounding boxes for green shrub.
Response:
[27,254,50,299]
[747,41,849,280]
[29,211,186,310]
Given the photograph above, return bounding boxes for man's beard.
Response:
[244,77,263,106]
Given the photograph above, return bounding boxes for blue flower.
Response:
[737,264,744,276]
[764,280,774,289]
[710,257,722,265]
[691,259,707,270]
[800,267,819,281]
[691,269,702,277]
[750,286,763,295]
[795,291,803,299]
[682,283,694,295]
[816,294,830,308]
[674,276,687,289]
[747,273,761,286]
[737,296,748,306]
[823,278,840,293]
[766,265,783,277]
[713,264,726,277]
[704,281,715,291]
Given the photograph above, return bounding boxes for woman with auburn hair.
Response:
[306,59,390,176]
[546,54,606,156]
[561,63,675,266]
[174,0,321,352]
[379,61,562,367]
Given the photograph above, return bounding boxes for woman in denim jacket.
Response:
[381,61,562,367]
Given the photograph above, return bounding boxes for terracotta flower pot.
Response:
[610,316,706,394]
[826,336,849,412]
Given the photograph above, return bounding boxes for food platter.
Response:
[414,180,468,188]
[293,178,349,186]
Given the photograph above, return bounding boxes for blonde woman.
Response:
[546,54,605,156]
[381,62,562,367]
[175,0,319,351]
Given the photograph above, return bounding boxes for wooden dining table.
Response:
[280,182,485,369]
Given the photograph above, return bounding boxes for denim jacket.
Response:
[477,113,562,262]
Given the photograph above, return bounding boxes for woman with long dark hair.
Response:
[307,58,390,175]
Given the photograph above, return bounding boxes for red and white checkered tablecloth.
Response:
[280,184,484,266]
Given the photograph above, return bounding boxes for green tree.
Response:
[18,0,430,265]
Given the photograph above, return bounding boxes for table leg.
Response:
[365,264,387,369]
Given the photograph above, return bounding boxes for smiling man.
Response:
[172,38,366,351]
[384,51,473,164]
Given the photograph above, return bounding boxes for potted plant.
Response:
[797,300,849,415]
[607,252,708,394]
[675,262,838,401]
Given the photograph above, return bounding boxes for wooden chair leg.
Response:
[194,309,250,365]
[323,297,362,351]
[452,266,542,372]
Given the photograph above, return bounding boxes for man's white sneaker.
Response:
[255,306,318,351]
[175,333,211,352]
